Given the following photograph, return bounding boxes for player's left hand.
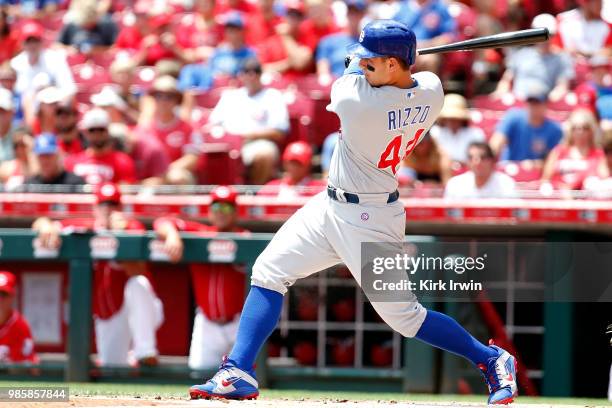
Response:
[163,231,184,263]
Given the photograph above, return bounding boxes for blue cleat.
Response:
[478,344,518,405]
[189,357,259,400]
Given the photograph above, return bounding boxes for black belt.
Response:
[327,186,399,204]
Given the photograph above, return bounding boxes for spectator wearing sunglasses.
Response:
[153,185,249,370]
[25,133,85,188]
[64,108,136,184]
[444,142,516,199]
[54,99,86,156]
[0,128,37,190]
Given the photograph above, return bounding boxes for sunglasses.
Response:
[572,124,591,131]
[13,141,26,148]
[87,127,107,133]
[211,202,235,214]
[24,37,41,44]
[56,108,75,116]
[468,154,492,161]
[153,92,178,100]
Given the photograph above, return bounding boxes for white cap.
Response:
[80,108,110,129]
[532,13,557,35]
[0,88,13,111]
[91,86,127,110]
[36,86,64,105]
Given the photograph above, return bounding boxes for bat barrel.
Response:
[417,28,550,55]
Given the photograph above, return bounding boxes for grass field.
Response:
[0,381,611,408]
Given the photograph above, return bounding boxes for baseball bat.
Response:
[417,28,549,55]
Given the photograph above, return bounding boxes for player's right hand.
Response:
[38,224,61,250]
[164,232,184,263]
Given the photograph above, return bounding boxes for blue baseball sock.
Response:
[228,286,283,373]
[415,310,498,366]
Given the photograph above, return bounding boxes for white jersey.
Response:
[327,71,444,194]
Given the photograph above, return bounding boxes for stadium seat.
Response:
[193,87,233,109]
[71,63,112,88]
[284,90,314,146]
[472,94,523,111]
[197,130,244,184]
[497,161,543,182]
[131,66,156,93]
[470,109,502,140]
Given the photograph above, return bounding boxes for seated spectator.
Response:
[552,0,612,60]
[33,182,163,367]
[109,59,140,114]
[25,133,85,188]
[208,58,289,184]
[133,76,201,179]
[120,123,170,185]
[300,0,339,53]
[258,141,325,197]
[490,85,563,170]
[494,14,574,102]
[64,109,136,184]
[430,94,485,165]
[542,109,609,190]
[29,86,64,135]
[316,0,367,83]
[444,142,517,199]
[247,0,283,46]
[1,0,58,18]
[114,2,151,52]
[173,0,222,62]
[0,271,38,364]
[257,0,313,81]
[58,2,118,53]
[575,55,612,106]
[399,133,451,186]
[0,62,21,125]
[0,88,16,162]
[0,129,37,190]
[216,0,258,15]
[154,185,248,369]
[0,10,18,64]
[392,0,456,73]
[54,100,86,156]
[178,12,257,91]
[584,133,612,196]
[10,21,76,103]
[91,85,139,126]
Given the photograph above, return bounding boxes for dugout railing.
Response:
[0,229,588,396]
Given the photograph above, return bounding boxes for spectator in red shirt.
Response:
[215,0,258,15]
[64,109,137,184]
[154,185,249,369]
[174,0,223,62]
[55,99,85,156]
[246,0,283,46]
[118,123,170,185]
[299,0,339,53]
[257,0,313,80]
[32,182,163,367]
[542,108,609,191]
[0,271,38,365]
[0,129,37,191]
[258,141,325,197]
[0,10,18,65]
[133,76,202,183]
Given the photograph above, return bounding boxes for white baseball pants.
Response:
[188,308,240,370]
[95,275,164,366]
[252,191,427,338]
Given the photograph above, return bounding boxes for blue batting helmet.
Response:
[347,20,417,66]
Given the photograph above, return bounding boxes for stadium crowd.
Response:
[0,2,610,399]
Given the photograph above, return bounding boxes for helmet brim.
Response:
[347,42,385,59]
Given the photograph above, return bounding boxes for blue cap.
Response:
[221,11,245,28]
[345,0,367,11]
[347,19,417,66]
[33,133,58,155]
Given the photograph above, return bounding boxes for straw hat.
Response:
[439,94,470,120]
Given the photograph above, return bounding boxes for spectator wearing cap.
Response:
[542,108,608,191]
[392,0,456,73]
[0,87,16,162]
[0,10,18,65]
[25,133,85,188]
[0,128,37,190]
[33,182,163,367]
[91,85,139,126]
[0,271,38,364]
[58,2,118,54]
[133,76,201,181]
[257,0,313,80]
[178,11,257,92]
[10,21,76,101]
[173,0,222,63]
[552,0,612,59]
[0,62,21,125]
[316,0,366,83]
[490,85,563,170]
[64,108,136,184]
[444,142,517,199]
[430,94,485,165]
[54,99,86,156]
[493,14,574,102]
[153,185,249,369]
[258,141,326,198]
[208,58,289,184]
[28,86,64,135]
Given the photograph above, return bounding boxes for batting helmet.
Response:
[347,19,416,66]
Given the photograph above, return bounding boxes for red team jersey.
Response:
[0,310,38,364]
[154,217,249,323]
[549,145,605,189]
[64,150,137,185]
[57,218,149,320]
[134,119,202,163]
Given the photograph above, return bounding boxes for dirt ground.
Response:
[5,397,609,408]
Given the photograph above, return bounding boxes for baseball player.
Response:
[190,20,518,404]
[153,186,249,370]
[32,182,163,367]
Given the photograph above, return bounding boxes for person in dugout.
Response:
[0,271,39,365]
[32,182,163,367]
[153,185,249,370]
